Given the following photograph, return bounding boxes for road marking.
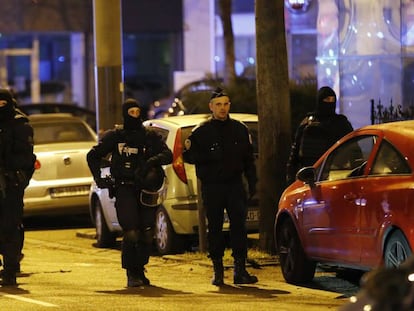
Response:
[0,292,58,307]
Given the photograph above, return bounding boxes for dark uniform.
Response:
[0,89,35,286]
[184,87,258,286]
[87,99,172,287]
[286,86,353,184]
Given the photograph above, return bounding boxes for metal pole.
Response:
[92,0,124,134]
[31,38,40,103]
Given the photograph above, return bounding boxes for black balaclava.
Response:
[316,86,337,117]
[122,98,142,130]
[0,89,16,122]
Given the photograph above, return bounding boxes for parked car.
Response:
[24,113,97,217]
[89,113,259,255]
[18,102,96,131]
[148,79,221,118]
[274,120,414,285]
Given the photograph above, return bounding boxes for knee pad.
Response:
[124,230,140,243]
[141,227,154,244]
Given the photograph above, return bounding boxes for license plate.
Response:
[223,210,259,223]
[50,185,90,198]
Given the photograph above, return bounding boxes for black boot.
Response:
[1,271,17,287]
[233,257,258,284]
[127,270,143,287]
[211,258,224,286]
[139,268,150,286]
[126,268,150,287]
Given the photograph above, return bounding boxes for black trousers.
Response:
[201,180,248,260]
[0,185,25,274]
[114,184,156,271]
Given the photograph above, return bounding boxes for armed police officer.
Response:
[0,89,35,286]
[183,87,258,286]
[286,86,353,185]
[87,98,172,287]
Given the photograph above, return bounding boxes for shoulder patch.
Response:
[184,138,191,150]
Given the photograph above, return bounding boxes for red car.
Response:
[275,120,414,284]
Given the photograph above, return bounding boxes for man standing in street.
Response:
[183,87,258,286]
[0,89,35,286]
[87,98,172,287]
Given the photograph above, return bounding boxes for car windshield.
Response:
[32,121,96,144]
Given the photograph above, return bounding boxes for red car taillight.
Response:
[172,128,188,184]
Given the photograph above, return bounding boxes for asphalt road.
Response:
[0,216,360,310]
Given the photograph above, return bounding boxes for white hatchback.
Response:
[88,113,260,255]
[24,113,97,216]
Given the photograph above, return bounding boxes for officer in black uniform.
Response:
[183,87,258,286]
[286,86,353,184]
[0,89,35,286]
[87,98,172,287]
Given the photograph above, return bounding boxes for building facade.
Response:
[0,0,413,128]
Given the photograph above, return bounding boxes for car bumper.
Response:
[24,179,92,216]
[165,197,260,235]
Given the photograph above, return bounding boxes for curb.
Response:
[76,229,96,240]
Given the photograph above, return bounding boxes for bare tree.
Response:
[218,0,236,85]
[255,0,291,252]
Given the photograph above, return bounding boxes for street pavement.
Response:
[0,228,358,310]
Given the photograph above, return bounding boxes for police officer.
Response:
[183,87,258,286]
[286,86,353,184]
[0,89,35,286]
[87,98,172,287]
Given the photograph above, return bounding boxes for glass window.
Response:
[32,121,95,144]
[319,135,376,182]
[370,140,411,175]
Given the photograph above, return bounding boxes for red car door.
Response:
[302,135,377,264]
[359,139,413,266]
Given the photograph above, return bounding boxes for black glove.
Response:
[96,177,113,189]
[146,156,160,167]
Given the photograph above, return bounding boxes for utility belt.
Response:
[117,180,135,186]
[0,169,27,182]
[0,169,28,198]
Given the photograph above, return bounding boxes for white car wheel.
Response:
[155,207,181,255]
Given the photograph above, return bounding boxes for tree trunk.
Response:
[218,0,236,85]
[255,0,291,253]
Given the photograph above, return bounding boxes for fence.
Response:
[370,99,414,124]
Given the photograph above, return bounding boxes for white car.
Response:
[24,113,97,216]
[88,113,260,255]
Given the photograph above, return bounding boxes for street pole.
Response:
[92,0,124,134]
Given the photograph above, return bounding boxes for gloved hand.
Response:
[146,156,160,167]
[96,177,113,189]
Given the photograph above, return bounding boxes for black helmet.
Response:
[139,166,167,207]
